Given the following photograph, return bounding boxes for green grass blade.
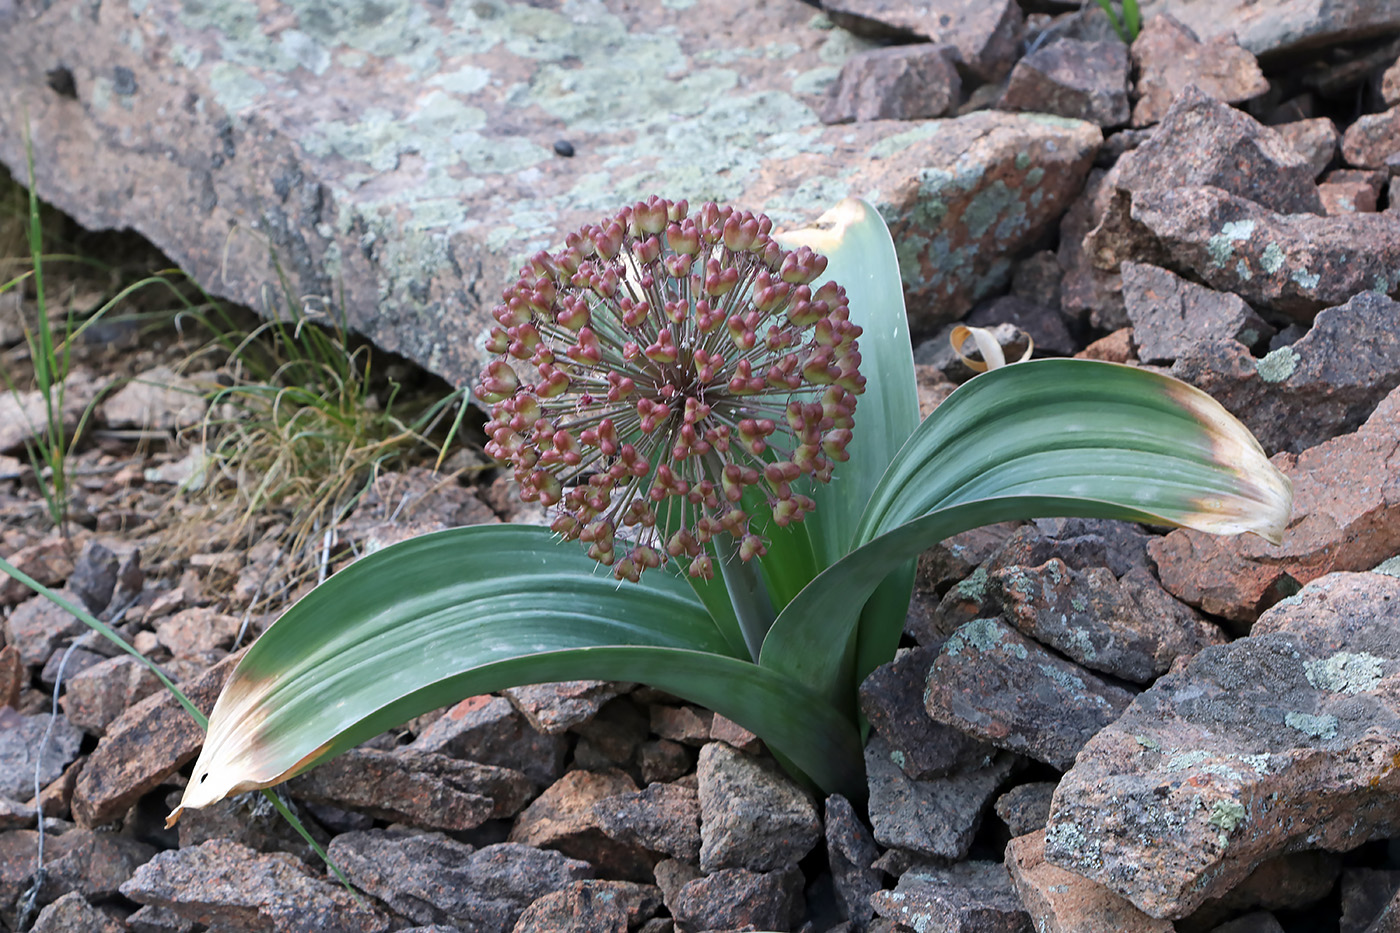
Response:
[174,524,866,817]
[761,359,1292,695]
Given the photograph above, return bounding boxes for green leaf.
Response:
[762,358,1292,695]
[173,523,867,818]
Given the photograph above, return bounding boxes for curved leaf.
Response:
[761,358,1292,694]
[173,524,865,819]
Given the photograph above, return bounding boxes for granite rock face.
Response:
[1150,385,1400,624]
[819,0,1025,81]
[1122,261,1273,363]
[1045,571,1400,919]
[821,44,961,123]
[1136,0,1400,58]
[1007,830,1173,933]
[1000,39,1130,128]
[696,742,820,873]
[871,860,1031,933]
[0,0,1098,389]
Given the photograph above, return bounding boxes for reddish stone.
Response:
[1129,14,1268,127]
[509,769,656,881]
[1274,117,1340,178]
[1342,105,1400,171]
[820,0,1024,81]
[821,44,960,124]
[1076,327,1136,363]
[1001,39,1129,128]
[1007,830,1171,932]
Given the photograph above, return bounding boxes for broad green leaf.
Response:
[173,524,866,819]
[761,358,1292,695]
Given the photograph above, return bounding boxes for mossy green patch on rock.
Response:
[1255,346,1299,383]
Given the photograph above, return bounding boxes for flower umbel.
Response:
[477,198,866,582]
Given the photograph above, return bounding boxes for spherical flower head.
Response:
[477,197,866,582]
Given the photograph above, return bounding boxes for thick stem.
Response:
[715,532,776,662]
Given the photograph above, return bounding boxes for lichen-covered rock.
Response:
[993,558,1226,684]
[1274,117,1340,178]
[1122,261,1273,363]
[1001,39,1130,128]
[1135,0,1400,58]
[859,646,996,778]
[327,830,592,932]
[1006,830,1172,933]
[1150,385,1400,624]
[924,619,1136,769]
[1170,291,1400,455]
[1044,571,1400,919]
[872,860,1031,933]
[821,44,960,123]
[696,742,819,873]
[1131,185,1400,322]
[120,838,391,933]
[1129,14,1268,127]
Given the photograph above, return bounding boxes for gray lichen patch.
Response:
[945,618,1029,660]
[1255,346,1299,383]
[1207,219,1256,268]
[1284,710,1338,740]
[1375,556,1400,578]
[1303,652,1386,694]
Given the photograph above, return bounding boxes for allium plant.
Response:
[170,199,1292,820]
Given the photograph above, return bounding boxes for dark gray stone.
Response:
[592,782,700,863]
[924,619,1136,769]
[512,880,662,933]
[865,735,1016,860]
[871,861,1031,933]
[1122,261,1274,363]
[670,865,804,933]
[819,0,1025,81]
[408,694,568,788]
[31,893,125,933]
[826,794,881,928]
[66,541,118,614]
[327,830,592,933]
[994,782,1057,838]
[0,709,83,801]
[1001,39,1130,128]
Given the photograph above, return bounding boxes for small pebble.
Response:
[553,139,575,157]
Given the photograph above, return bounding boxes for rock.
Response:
[826,794,881,928]
[0,827,157,914]
[638,739,692,785]
[871,860,1031,933]
[502,681,631,735]
[966,295,1077,357]
[649,705,711,747]
[993,518,1155,579]
[917,322,1031,382]
[1150,386,1400,624]
[0,797,35,831]
[1001,39,1129,128]
[347,466,499,531]
[66,540,119,614]
[5,589,87,667]
[329,829,592,932]
[871,110,1102,331]
[994,781,1057,837]
[1121,262,1273,363]
[696,741,820,873]
[512,880,662,933]
[1210,913,1285,933]
[859,646,995,778]
[821,44,960,124]
[1339,868,1400,933]
[1129,14,1268,127]
[1044,571,1400,918]
[1006,830,1172,933]
[101,365,206,431]
[0,709,84,801]
[669,865,803,933]
[61,654,164,736]
[153,607,239,657]
[287,747,532,830]
[408,694,568,788]
[1343,105,1400,171]
[120,838,390,932]
[1170,291,1400,455]
[865,735,1016,860]
[924,619,1135,769]
[175,792,328,865]
[508,768,655,881]
[31,893,125,933]
[994,558,1226,684]
[0,536,76,608]
[914,522,1024,601]
[592,782,701,863]
[709,714,760,753]
[124,904,195,933]
[1132,184,1400,321]
[0,646,22,710]
[1058,169,1127,329]
[1274,117,1340,178]
[1082,331,1138,365]
[0,0,1090,393]
[820,0,1024,81]
[573,699,649,769]
[72,650,240,827]
[0,375,98,455]
[1319,167,1386,214]
[1135,0,1400,58]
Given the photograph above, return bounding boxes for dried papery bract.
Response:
[477,197,866,581]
